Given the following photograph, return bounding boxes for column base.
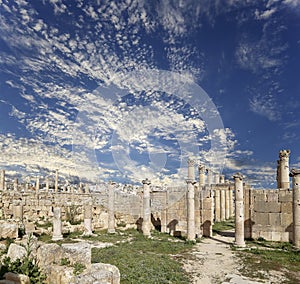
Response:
[52,235,63,241]
[234,241,246,248]
[108,228,116,234]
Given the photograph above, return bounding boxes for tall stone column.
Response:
[55,169,59,193]
[13,178,18,191]
[290,169,300,248]
[36,176,40,192]
[229,187,234,217]
[187,179,196,241]
[225,187,230,220]
[0,170,5,191]
[142,178,151,237]
[198,165,206,188]
[206,168,213,186]
[233,173,245,247]
[52,207,63,241]
[107,181,116,234]
[194,185,201,237]
[83,204,93,236]
[214,188,221,222]
[278,150,291,189]
[220,188,226,221]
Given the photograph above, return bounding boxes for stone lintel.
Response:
[290,168,300,177]
[142,178,151,185]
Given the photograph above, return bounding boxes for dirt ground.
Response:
[179,232,288,284]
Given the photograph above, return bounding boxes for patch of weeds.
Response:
[66,205,81,225]
[73,262,86,275]
[0,234,46,283]
[92,230,194,283]
[60,258,70,266]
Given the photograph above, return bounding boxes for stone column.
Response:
[161,190,168,233]
[85,184,90,194]
[142,178,151,237]
[13,205,23,222]
[290,169,300,248]
[35,176,40,192]
[107,181,116,234]
[0,170,5,191]
[45,176,49,192]
[187,179,196,241]
[220,188,226,221]
[220,175,225,184]
[278,150,291,189]
[229,187,234,217]
[55,169,59,193]
[83,204,93,236]
[214,172,220,185]
[13,178,18,191]
[233,173,245,247]
[78,182,83,194]
[225,187,230,220]
[187,158,195,181]
[52,207,63,241]
[206,169,212,186]
[194,185,201,238]
[198,165,206,188]
[214,188,221,222]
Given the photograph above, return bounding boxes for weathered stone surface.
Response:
[0,222,18,239]
[253,212,269,226]
[61,242,91,265]
[278,190,292,202]
[281,202,292,213]
[3,272,30,284]
[254,201,281,213]
[37,243,64,267]
[43,265,75,284]
[269,213,281,226]
[72,263,120,284]
[7,244,26,262]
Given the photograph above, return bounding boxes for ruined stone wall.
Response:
[246,188,293,242]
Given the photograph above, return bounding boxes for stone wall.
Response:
[245,188,293,242]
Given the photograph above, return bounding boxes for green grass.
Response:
[212,218,235,234]
[236,240,300,283]
[92,230,194,283]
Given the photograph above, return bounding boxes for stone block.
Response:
[4,272,30,284]
[253,212,269,225]
[0,222,18,239]
[269,213,281,226]
[7,244,26,262]
[281,202,292,213]
[37,243,64,268]
[253,201,281,213]
[281,232,290,242]
[271,231,282,242]
[278,190,292,203]
[280,213,292,227]
[266,191,278,202]
[61,242,91,266]
[74,263,120,284]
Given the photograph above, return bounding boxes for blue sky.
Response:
[0,0,299,188]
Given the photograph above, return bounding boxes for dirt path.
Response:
[179,233,281,284]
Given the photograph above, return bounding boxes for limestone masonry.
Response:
[0,149,299,283]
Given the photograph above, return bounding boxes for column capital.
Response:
[142,178,151,185]
[290,168,300,177]
[198,164,205,173]
[187,158,195,167]
[233,173,243,181]
[108,180,116,186]
[279,149,291,159]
